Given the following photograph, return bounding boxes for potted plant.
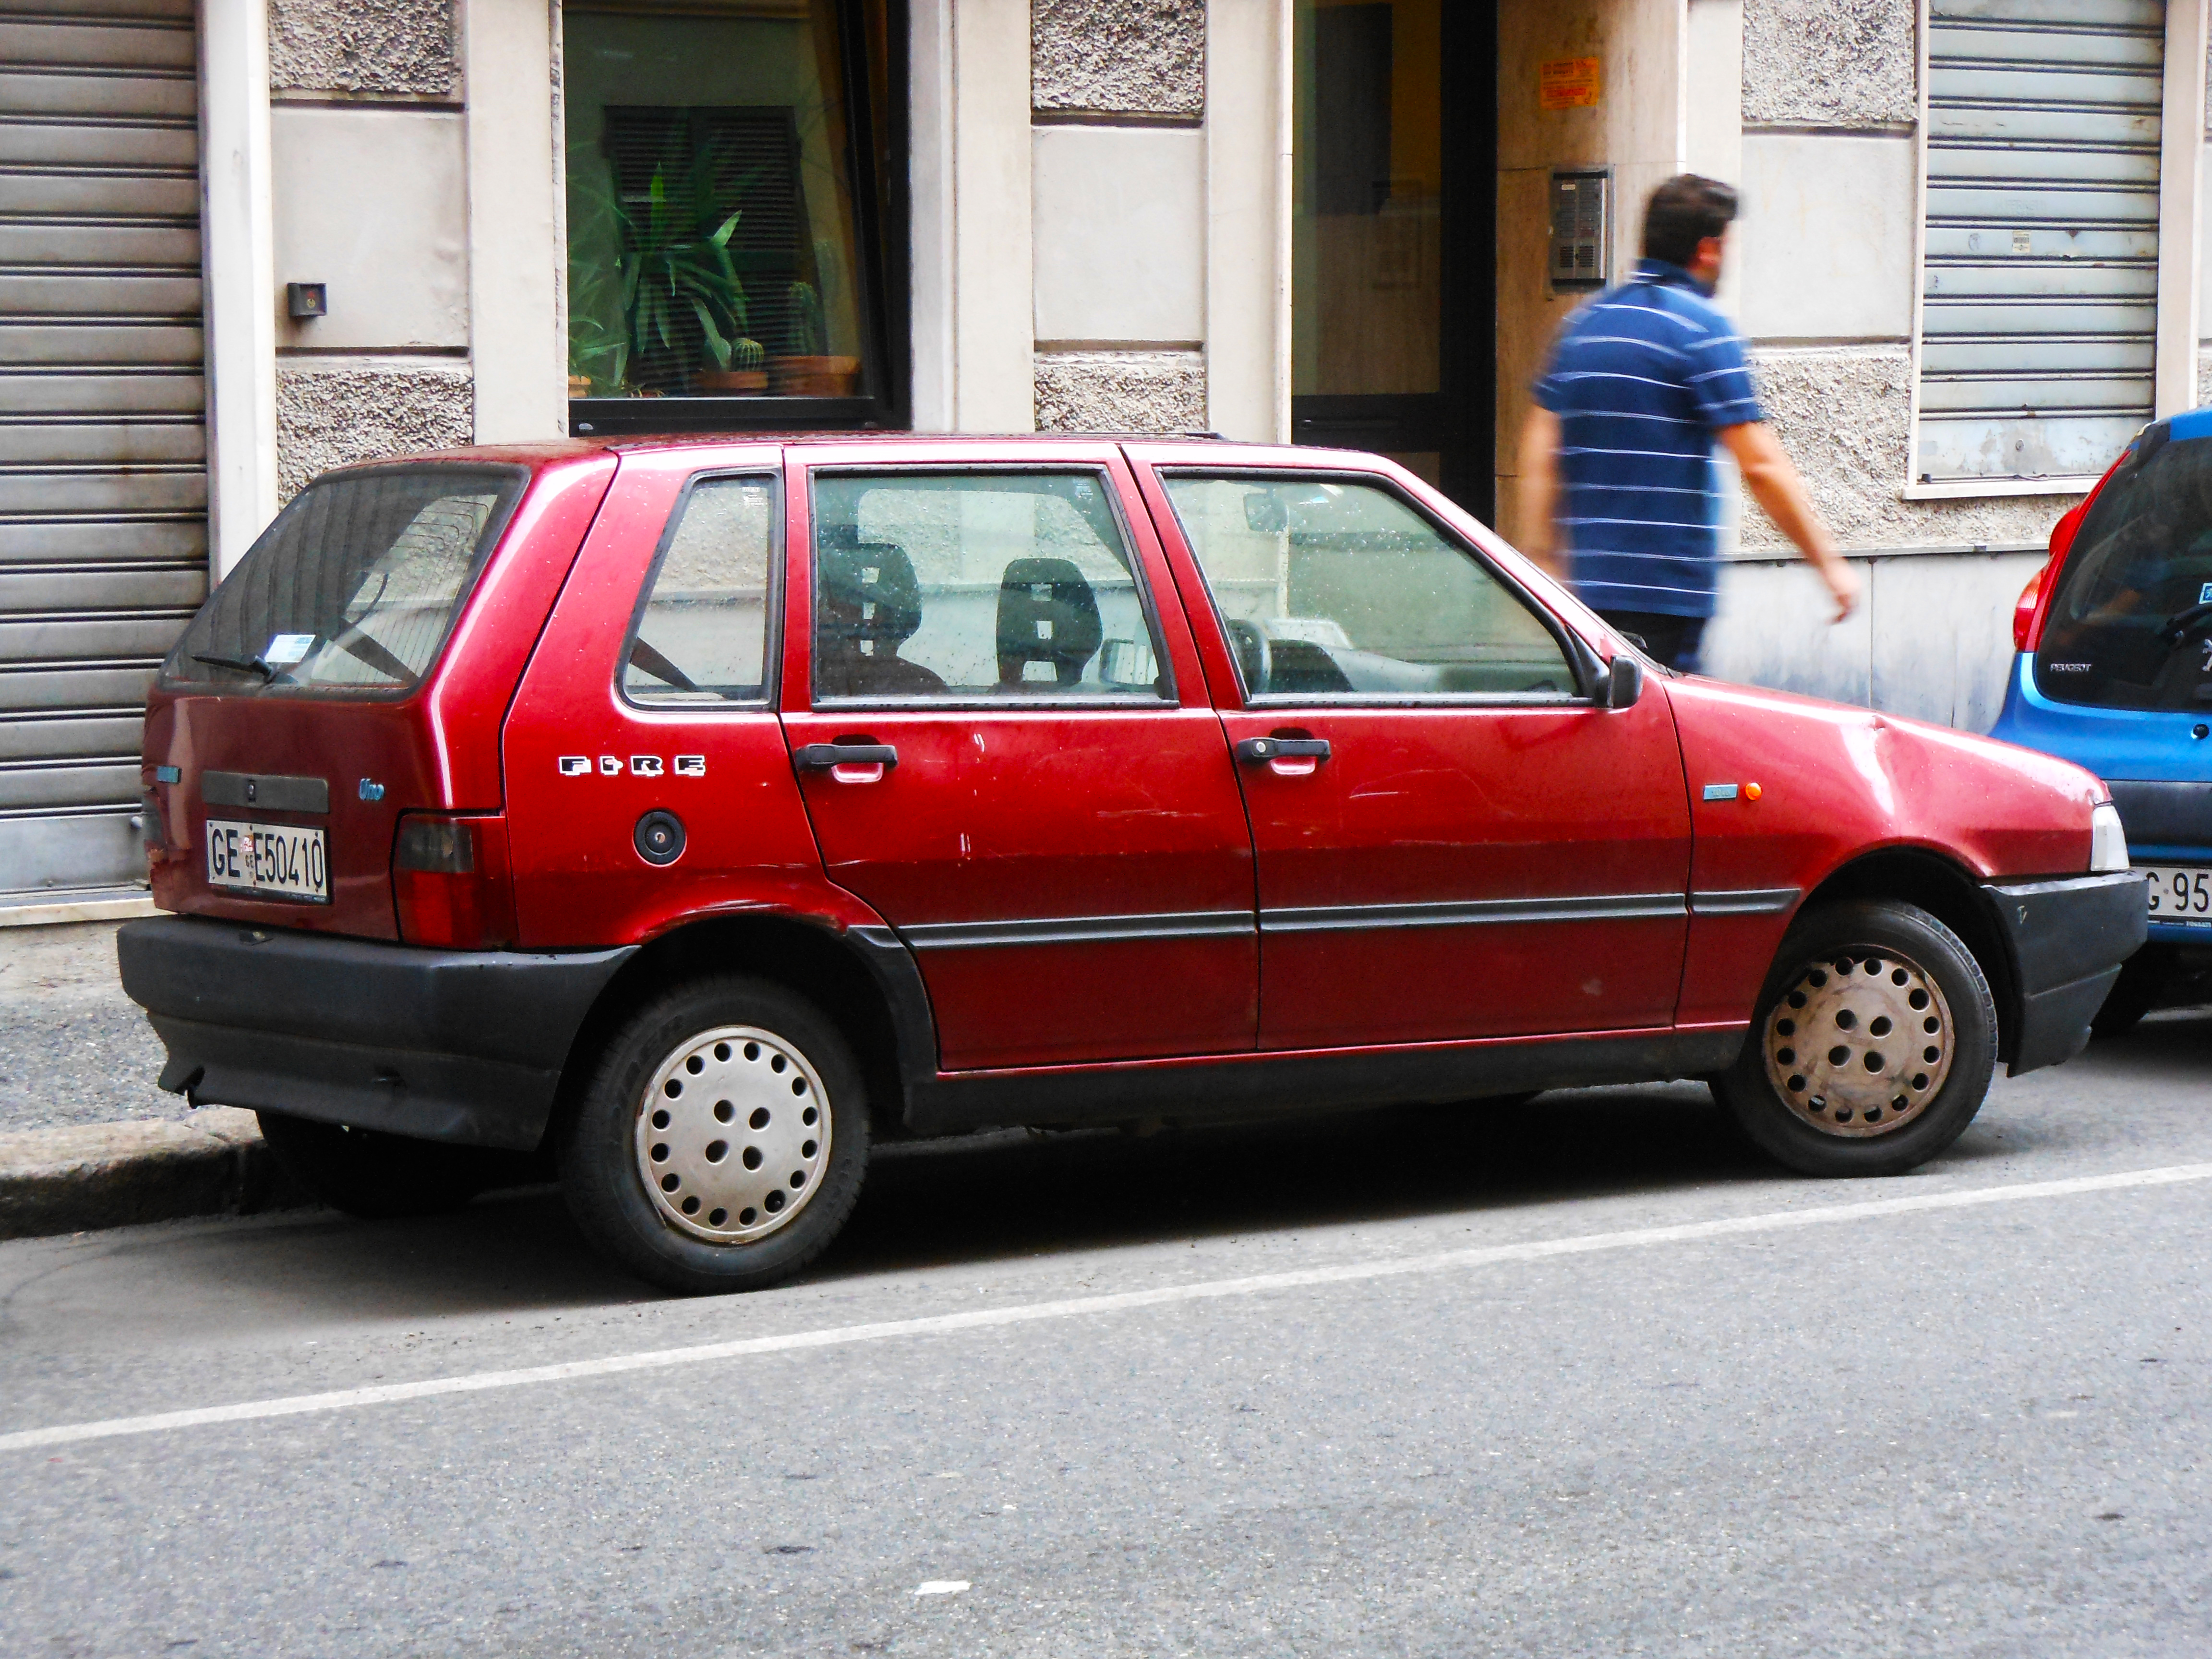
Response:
[768,244,862,396]
[696,334,768,394]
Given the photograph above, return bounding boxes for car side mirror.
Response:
[1606,655,1644,709]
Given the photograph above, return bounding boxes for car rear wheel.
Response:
[559,975,868,1294]
[1713,900,1998,1177]
[255,1112,499,1219]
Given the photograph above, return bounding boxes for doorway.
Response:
[1290,0,1497,517]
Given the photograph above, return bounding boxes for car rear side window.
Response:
[163,465,526,695]
[808,471,1172,703]
[623,474,778,705]
[1160,473,1577,700]
[2037,430,2212,711]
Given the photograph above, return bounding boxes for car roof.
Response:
[386,432,1334,468]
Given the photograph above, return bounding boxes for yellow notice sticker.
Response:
[1539,57,1602,110]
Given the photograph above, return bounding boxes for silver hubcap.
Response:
[635,1025,830,1243]
[1763,949,1955,1138]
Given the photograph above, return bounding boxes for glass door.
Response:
[1291,0,1494,512]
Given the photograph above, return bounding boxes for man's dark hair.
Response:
[1641,174,1739,268]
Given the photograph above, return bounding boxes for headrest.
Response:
[818,530,920,648]
[997,556,1103,686]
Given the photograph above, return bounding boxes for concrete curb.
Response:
[0,1108,310,1240]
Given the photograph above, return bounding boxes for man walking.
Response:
[1517,174,1857,673]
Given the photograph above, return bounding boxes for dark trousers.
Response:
[1597,609,1707,675]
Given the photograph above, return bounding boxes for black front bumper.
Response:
[1983,871,2148,1075]
[118,917,637,1150]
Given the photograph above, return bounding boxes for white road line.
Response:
[8,1161,2209,1455]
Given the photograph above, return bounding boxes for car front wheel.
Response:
[559,975,869,1294]
[1713,899,1998,1177]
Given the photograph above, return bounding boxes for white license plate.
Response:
[2141,863,2212,926]
[204,818,329,903]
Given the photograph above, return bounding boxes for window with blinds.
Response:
[1914,0,2166,484]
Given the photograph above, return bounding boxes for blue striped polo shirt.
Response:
[1533,259,1764,619]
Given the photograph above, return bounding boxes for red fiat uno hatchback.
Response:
[120,436,2145,1292]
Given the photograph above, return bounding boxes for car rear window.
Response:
[2036,428,2212,711]
[162,465,528,696]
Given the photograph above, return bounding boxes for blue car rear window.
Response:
[2036,428,2212,712]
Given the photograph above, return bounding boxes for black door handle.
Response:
[794,742,899,771]
[1234,735,1331,764]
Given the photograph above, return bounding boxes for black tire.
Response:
[559,974,869,1295]
[256,1112,496,1219]
[1713,899,1998,1178]
[2090,949,2166,1039]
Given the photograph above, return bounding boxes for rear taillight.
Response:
[2012,562,2049,653]
[2018,497,2090,654]
[393,813,516,949]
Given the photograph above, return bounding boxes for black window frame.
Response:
[1154,466,1600,709]
[566,0,910,440]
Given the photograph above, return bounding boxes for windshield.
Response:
[163,466,527,695]
[2036,428,2212,711]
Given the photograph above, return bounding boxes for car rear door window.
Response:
[623,473,778,705]
[2037,430,2212,710]
[809,471,1171,701]
[1159,474,1576,700]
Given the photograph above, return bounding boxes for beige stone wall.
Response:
[270,0,457,97]
[274,364,474,501]
[1740,349,2083,553]
[1741,0,1914,130]
[1033,0,1203,118]
[1030,0,1207,429]
[269,0,472,480]
[1034,351,1206,432]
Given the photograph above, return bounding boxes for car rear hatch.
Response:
[2023,418,2212,925]
[141,456,614,940]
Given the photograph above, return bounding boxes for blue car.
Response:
[1990,407,2212,1032]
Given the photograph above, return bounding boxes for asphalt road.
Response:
[2,1010,2209,1658]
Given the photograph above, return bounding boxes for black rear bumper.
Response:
[118,916,636,1151]
[1983,871,2148,1075]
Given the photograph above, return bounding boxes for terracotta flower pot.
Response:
[768,355,862,397]
[695,370,769,394]
[567,374,593,397]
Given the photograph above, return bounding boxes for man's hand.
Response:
[1719,420,1857,622]
[1516,406,1566,582]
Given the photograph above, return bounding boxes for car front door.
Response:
[779,445,1258,1071]
[1137,460,1692,1049]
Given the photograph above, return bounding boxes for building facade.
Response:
[4,0,2207,901]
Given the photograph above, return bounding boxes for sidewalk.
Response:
[0,920,305,1238]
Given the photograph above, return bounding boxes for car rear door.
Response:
[1133,453,1692,1049]
[778,441,1257,1071]
[503,445,832,948]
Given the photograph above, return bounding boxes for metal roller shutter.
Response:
[1916,0,2166,483]
[0,0,205,901]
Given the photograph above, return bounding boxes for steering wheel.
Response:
[1225,619,1272,697]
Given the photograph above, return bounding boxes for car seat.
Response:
[816,530,947,697]
[996,557,1104,687]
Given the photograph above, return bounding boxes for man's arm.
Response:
[1516,405,1567,583]
[1717,420,1859,621]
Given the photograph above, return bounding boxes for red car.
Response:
[120,436,2144,1292]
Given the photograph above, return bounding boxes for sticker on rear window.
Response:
[2200,581,2212,604]
[264,633,316,665]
